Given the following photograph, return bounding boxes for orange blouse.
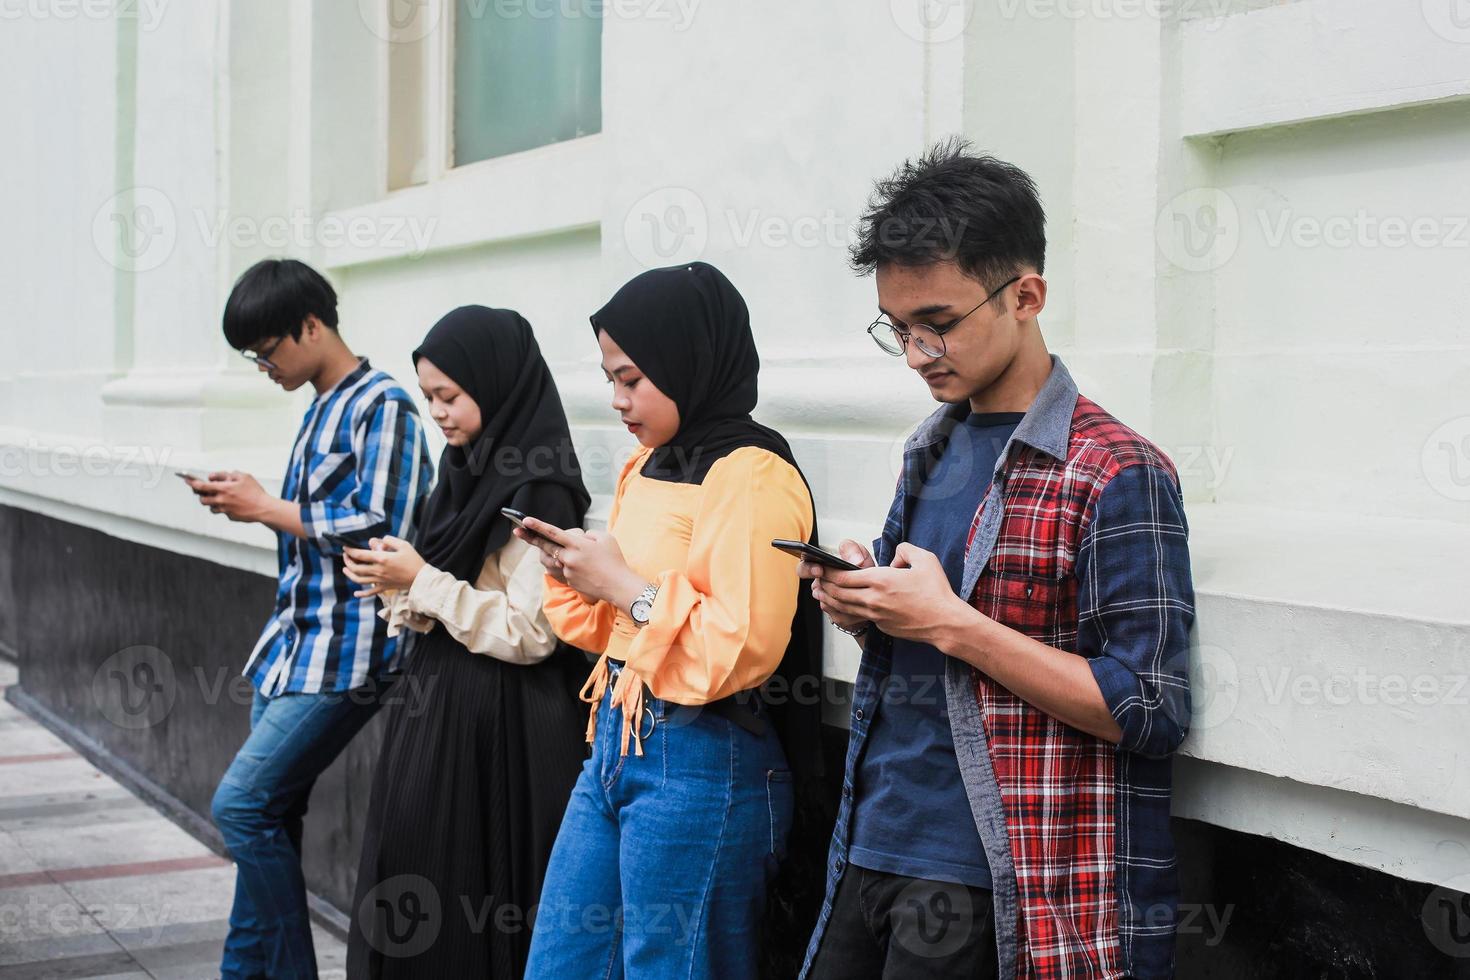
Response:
[542,444,814,756]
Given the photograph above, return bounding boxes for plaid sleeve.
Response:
[302,396,430,551]
[1076,462,1195,758]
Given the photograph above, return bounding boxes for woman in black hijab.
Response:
[342,306,591,978]
[517,264,833,979]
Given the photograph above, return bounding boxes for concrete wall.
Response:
[1,0,1467,918]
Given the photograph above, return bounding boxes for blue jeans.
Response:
[526,664,793,979]
[212,688,384,980]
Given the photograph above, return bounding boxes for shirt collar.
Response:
[905,354,1077,462]
[315,357,372,403]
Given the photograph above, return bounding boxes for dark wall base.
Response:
[0,504,388,925]
[1174,817,1470,979]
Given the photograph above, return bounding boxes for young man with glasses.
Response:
[186,258,432,979]
[797,142,1195,979]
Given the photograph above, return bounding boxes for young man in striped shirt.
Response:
[187,259,432,979]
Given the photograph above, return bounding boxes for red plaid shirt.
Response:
[972,394,1190,978]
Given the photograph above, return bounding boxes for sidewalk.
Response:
[0,661,347,979]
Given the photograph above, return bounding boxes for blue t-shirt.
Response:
[848,411,1023,887]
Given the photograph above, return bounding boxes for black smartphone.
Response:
[501,507,556,545]
[770,539,861,572]
[322,530,375,552]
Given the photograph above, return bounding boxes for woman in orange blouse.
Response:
[518,263,821,978]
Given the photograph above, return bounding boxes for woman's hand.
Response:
[515,518,647,610]
[342,536,428,597]
[799,539,877,637]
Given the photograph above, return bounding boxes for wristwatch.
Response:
[629,584,659,626]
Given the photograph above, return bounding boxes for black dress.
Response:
[346,621,588,978]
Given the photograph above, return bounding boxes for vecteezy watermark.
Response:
[1155,187,1242,274]
[1422,416,1470,502]
[92,646,178,731]
[1255,208,1470,252]
[91,187,439,272]
[0,0,170,30]
[993,0,1236,24]
[90,647,439,730]
[358,874,443,958]
[1157,188,1470,272]
[890,878,975,959]
[0,896,174,943]
[1421,0,1470,44]
[0,439,176,489]
[1187,641,1239,732]
[623,187,710,268]
[1423,876,1470,958]
[357,0,700,43]
[621,186,968,269]
[1254,666,1470,709]
[92,186,177,274]
[890,0,973,43]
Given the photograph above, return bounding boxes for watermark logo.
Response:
[1422,416,1470,502]
[91,646,177,731]
[1188,641,1239,732]
[1156,187,1240,273]
[358,874,443,957]
[1422,0,1470,44]
[623,186,709,268]
[890,878,974,958]
[891,0,972,43]
[1422,875,1470,957]
[92,186,177,273]
[359,0,442,42]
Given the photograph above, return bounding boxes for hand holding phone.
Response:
[502,507,559,546]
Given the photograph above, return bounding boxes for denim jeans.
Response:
[526,663,793,979]
[212,688,385,980]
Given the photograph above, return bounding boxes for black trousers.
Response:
[809,865,1000,979]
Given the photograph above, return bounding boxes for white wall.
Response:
[0,0,1466,890]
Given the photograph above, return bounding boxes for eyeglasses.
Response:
[240,336,286,371]
[866,275,1021,358]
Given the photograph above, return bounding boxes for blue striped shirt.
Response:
[244,359,433,695]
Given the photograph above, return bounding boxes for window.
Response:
[451,0,602,166]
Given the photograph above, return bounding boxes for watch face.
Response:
[631,599,652,623]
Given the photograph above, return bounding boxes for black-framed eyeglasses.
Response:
[866,275,1022,358]
[240,335,286,371]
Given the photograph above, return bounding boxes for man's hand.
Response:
[515,518,648,610]
[188,471,273,523]
[799,539,877,637]
[342,536,427,597]
[816,542,970,645]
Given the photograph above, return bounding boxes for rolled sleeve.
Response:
[1077,463,1195,758]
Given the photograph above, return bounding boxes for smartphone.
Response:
[175,469,212,482]
[770,539,861,572]
[501,507,556,545]
[322,530,376,552]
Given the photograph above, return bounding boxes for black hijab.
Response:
[593,265,836,976]
[590,262,796,484]
[412,306,590,583]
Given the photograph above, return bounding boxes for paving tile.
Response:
[0,881,110,958]
[8,813,212,873]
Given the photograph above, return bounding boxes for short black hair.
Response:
[850,138,1046,301]
[222,258,339,351]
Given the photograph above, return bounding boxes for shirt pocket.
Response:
[981,569,1065,642]
[303,451,355,503]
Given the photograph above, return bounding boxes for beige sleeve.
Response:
[401,537,558,664]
